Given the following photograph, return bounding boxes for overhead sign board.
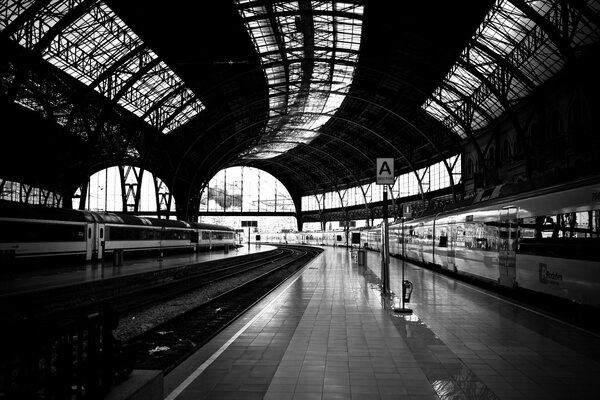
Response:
[241,220,258,227]
[376,158,394,185]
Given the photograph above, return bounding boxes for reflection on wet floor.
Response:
[360,262,499,400]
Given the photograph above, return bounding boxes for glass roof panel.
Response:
[447,65,482,98]
[236,0,363,159]
[422,0,596,135]
[0,0,204,134]
[7,0,75,48]
[423,99,465,138]
[44,3,142,86]
[0,0,38,30]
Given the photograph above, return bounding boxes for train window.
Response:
[527,211,600,239]
[100,228,104,239]
[425,227,433,240]
[88,227,92,239]
[439,236,448,247]
[464,222,498,250]
[0,221,86,242]
[519,217,536,239]
[518,209,600,260]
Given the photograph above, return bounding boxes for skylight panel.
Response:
[423,99,465,138]
[45,2,141,85]
[422,0,594,136]
[1,0,204,134]
[467,46,496,75]
[437,86,462,106]
[236,0,363,159]
[0,0,37,30]
[446,65,481,98]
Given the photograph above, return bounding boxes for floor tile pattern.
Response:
[165,248,600,400]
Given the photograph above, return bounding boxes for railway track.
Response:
[0,249,285,324]
[124,245,323,373]
[110,248,294,315]
[0,246,322,400]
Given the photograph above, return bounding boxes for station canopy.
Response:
[1,0,599,202]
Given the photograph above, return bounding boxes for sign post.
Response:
[381,187,390,294]
[241,221,257,250]
[395,204,413,314]
[376,158,394,296]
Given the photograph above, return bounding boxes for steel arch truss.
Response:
[0,0,204,135]
[423,0,600,137]
[235,0,364,159]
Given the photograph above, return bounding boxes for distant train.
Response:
[261,231,344,247]
[264,177,600,308]
[0,200,237,262]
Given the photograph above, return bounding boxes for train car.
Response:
[0,200,236,262]
[260,230,345,247]
[0,200,94,260]
[190,221,237,250]
[101,213,196,258]
[351,177,600,307]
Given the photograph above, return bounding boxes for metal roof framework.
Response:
[1,0,204,134]
[0,0,599,220]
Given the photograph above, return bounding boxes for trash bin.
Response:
[357,249,365,265]
[402,280,413,303]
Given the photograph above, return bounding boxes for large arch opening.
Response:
[71,166,176,216]
[198,166,297,232]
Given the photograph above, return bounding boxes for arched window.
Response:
[72,166,175,215]
[198,166,297,232]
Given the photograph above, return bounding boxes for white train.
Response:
[0,201,237,262]
[260,231,345,247]
[264,177,600,308]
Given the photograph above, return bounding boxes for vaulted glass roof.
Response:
[235,0,363,159]
[0,0,204,134]
[2,0,599,203]
[423,0,600,138]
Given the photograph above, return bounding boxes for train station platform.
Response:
[0,244,275,296]
[163,246,600,400]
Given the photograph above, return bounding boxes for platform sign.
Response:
[241,221,258,249]
[376,158,394,185]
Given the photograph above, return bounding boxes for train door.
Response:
[85,223,104,260]
[499,207,518,287]
[447,218,456,271]
[86,223,95,261]
[96,223,105,259]
[191,229,199,251]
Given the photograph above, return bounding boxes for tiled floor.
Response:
[164,247,600,400]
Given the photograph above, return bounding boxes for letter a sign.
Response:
[376,158,394,185]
